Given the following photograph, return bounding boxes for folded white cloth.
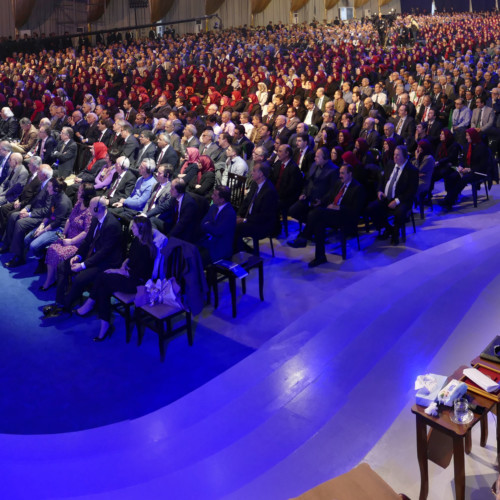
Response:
[415,374,438,394]
[463,367,500,393]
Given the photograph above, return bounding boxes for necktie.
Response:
[108,175,121,197]
[157,149,164,165]
[423,108,428,121]
[174,199,180,222]
[275,163,286,190]
[87,222,102,258]
[396,119,403,135]
[478,108,483,128]
[146,183,161,211]
[333,184,347,206]
[386,166,400,199]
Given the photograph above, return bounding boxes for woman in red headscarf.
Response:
[178,147,200,185]
[30,100,45,125]
[187,155,216,198]
[442,128,490,209]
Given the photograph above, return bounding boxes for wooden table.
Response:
[471,355,500,465]
[411,366,494,500]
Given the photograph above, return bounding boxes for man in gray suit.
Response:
[0,152,29,206]
[52,127,77,178]
[471,96,496,136]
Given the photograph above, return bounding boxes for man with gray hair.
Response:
[0,107,19,141]
[52,126,77,178]
[0,164,53,262]
[11,118,38,154]
[0,155,41,236]
[180,124,200,159]
[0,142,13,185]
[156,133,179,169]
[0,152,28,206]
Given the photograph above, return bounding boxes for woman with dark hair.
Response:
[382,138,396,172]
[433,128,461,184]
[40,183,95,291]
[319,127,337,152]
[338,129,354,152]
[412,139,435,197]
[187,155,216,198]
[76,215,157,342]
[330,146,344,167]
[443,128,489,209]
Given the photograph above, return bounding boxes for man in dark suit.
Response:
[290,164,365,267]
[293,133,315,175]
[123,99,138,125]
[272,115,292,144]
[0,107,19,141]
[120,123,139,166]
[199,185,236,264]
[134,130,157,169]
[156,178,198,243]
[52,127,77,178]
[1,164,52,258]
[303,97,323,129]
[383,122,404,146]
[0,155,41,237]
[95,119,113,146]
[70,110,89,139]
[103,156,136,205]
[142,165,173,219]
[270,144,302,234]
[288,147,339,227]
[232,125,254,160]
[43,196,123,317]
[234,161,279,253]
[0,152,29,206]
[156,133,179,170]
[367,145,418,245]
[32,125,57,164]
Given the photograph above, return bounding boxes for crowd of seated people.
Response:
[0,9,497,312]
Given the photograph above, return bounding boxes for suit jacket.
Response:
[17,125,38,152]
[380,162,419,206]
[72,119,89,138]
[17,172,41,208]
[293,147,315,175]
[199,142,225,170]
[359,129,381,150]
[76,212,122,269]
[167,193,199,243]
[0,165,29,204]
[47,192,72,229]
[303,161,339,201]
[26,181,52,219]
[144,182,171,217]
[53,139,77,174]
[34,136,57,164]
[122,135,140,164]
[315,96,331,112]
[0,117,19,140]
[271,160,303,207]
[107,132,124,151]
[393,116,416,142]
[238,178,279,234]
[105,170,137,205]
[180,136,200,158]
[95,128,113,147]
[156,145,179,169]
[322,179,365,227]
[167,132,181,154]
[135,142,157,168]
[273,127,292,143]
[471,106,495,132]
[124,108,137,124]
[304,107,323,128]
[83,123,101,145]
[200,203,237,262]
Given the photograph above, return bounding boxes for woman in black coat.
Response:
[442,128,489,209]
[75,216,156,341]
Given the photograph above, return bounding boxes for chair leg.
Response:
[341,231,347,260]
[252,237,260,256]
[125,304,132,344]
[229,275,237,318]
[411,211,416,233]
[241,276,247,295]
[401,222,407,243]
[269,236,275,257]
[136,309,145,346]
[258,261,264,301]
[485,181,490,201]
[186,312,193,346]
[472,184,478,207]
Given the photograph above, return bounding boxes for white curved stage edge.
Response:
[3,223,500,499]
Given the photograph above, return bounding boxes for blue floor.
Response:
[0,258,254,434]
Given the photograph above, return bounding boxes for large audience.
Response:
[0,11,499,336]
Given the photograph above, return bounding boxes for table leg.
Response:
[453,436,465,500]
[465,431,472,454]
[416,415,429,500]
[497,402,500,465]
[213,270,219,310]
[480,412,488,447]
